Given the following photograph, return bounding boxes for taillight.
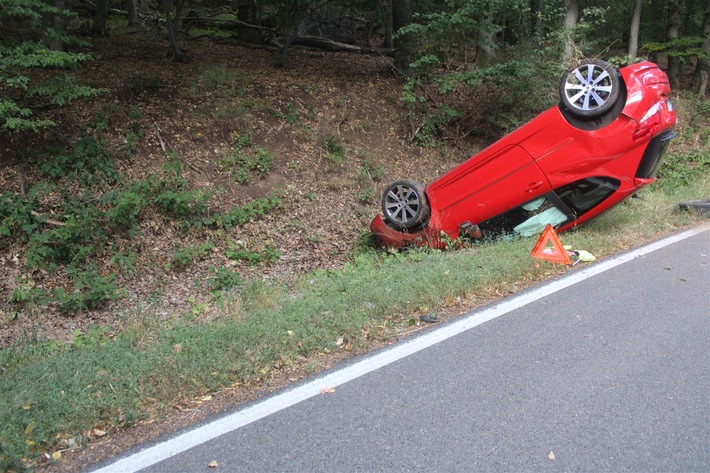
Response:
[633,101,663,140]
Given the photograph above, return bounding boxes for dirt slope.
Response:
[0,29,466,347]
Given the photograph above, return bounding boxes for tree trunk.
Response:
[692,0,710,96]
[628,0,643,63]
[92,0,109,36]
[384,0,393,49]
[477,12,497,67]
[392,0,414,75]
[236,0,260,43]
[163,0,188,62]
[43,0,70,51]
[666,0,681,90]
[278,0,296,65]
[530,0,543,38]
[127,0,138,27]
[561,0,579,65]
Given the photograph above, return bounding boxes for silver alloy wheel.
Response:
[561,59,620,118]
[382,179,429,230]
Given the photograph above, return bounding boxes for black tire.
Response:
[560,59,621,119]
[678,200,710,218]
[381,179,430,230]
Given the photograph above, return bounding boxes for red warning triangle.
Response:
[531,224,572,265]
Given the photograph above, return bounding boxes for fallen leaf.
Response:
[51,451,62,461]
[208,460,218,468]
[320,388,336,394]
[201,395,212,402]
[93,428,107,437]
[548,451,556,460]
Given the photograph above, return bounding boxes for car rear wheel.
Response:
[382,179,430,230]
[560,59,621,119]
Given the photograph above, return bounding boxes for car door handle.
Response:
[525,181,544,192]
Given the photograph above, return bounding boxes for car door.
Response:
[425,144,552,238]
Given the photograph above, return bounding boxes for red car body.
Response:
[371,60,677,248]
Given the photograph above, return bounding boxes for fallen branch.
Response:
[290,35,394,56]
[31,211,66,227]
[155,126,203,175]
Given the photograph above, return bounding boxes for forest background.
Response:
[1,0,709,470]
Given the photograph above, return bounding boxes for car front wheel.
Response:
[560,59,621,119]
[381,179,430,230]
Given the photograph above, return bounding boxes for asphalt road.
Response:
[92,226,710,473]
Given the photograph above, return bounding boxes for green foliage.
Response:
[358,153,384,203]
[325,134,345,166]
[208,266,242,291]
[0,190,40,242]
[25,206,105,270]
[219,132,274,184]
[104,190,146,236]
[71,324,112,349]
[171,241,215,270]
[200,65,248,95]
[193,191,283,230]
[54,267,120,314]
[0,1,100,132]
[274,101,301,126]
[28,74,102,106]
[403,54,558,143]
[153,188,210,219]
[39,134,118,184]
[225,242,281,265]
[119,107,144,157]
[658,148,710,191]
[1,127,283,317]
[398,0,523,67]
[657,95,710,191]
[642,37,707,62]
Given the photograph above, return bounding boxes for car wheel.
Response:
[382,180,430,230]
[560,59,621,119]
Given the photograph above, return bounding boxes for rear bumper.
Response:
[370,215,441,249]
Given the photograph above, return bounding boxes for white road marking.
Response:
[91,225,709,473]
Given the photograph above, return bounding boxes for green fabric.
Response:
[513,207,568,237]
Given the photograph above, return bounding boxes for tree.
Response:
[628,0,643,63]
[42,0,71,51]
[0,0,100,133]
[92,0,109,36]
[667,0,682,90]
[235,0,260,43]
[392,0,414,74]
[163,0,188,62]
[693,0,710,96]
[127,0,138,27]
[562,0,579,64]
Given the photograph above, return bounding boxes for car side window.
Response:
[476,194,571,239]
[555,177,620,216]
[473,178,619,240]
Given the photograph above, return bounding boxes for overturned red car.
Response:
[371,59,677,248]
